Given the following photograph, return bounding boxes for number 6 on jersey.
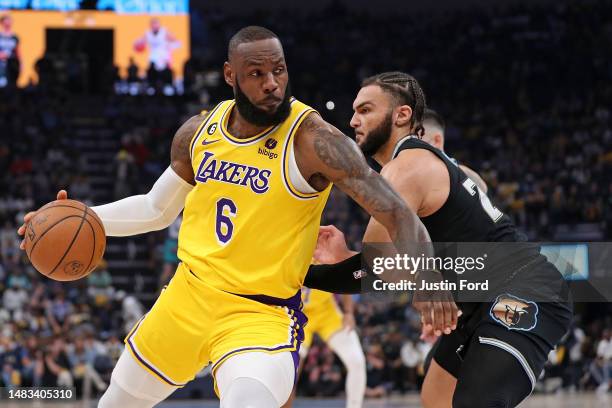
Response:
[216,198,237,245]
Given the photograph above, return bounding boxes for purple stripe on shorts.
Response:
[291,347,301,384]
[126,320,186,387]
[211,289,308,383]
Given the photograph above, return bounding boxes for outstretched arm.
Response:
[87,114,205,236]
[18,113,207,242]
[297,114,458,334]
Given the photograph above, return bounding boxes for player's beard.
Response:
[358,112,393,156]
[234,78,292,127]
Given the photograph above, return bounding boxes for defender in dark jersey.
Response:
[309,72,572,408]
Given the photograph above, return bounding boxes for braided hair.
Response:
[361,72,427,137]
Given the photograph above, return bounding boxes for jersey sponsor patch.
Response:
[489,293,538,331]
[257,138,279,159]
[195,151,271,194]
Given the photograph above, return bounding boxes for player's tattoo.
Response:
[302,114,397,213]
[302,113,431,257]
[170,111,211,184]
[311,130,361,177]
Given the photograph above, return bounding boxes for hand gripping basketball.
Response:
[17,190,107,281]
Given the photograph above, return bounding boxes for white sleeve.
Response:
[91,167,193,237]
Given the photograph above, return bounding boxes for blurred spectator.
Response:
[0,13,20,88]
[121,293,144,335]
[46,291,74,335]
[42,337,72,387]
[87,260,115,307]
[0,221,20,264]
[66,336,107,395]
[594,329,612,393]
[365,344,389,398]
[159,214,182,289]
[2,276,28,318]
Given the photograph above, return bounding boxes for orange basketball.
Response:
[134,41,146,52]
[24,200,106,281]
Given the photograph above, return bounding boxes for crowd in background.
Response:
[1,0,612,399]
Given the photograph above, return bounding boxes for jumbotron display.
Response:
[0,0,188,13]
[0,0,190,87]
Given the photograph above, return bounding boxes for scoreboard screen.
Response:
[0,0,190,86]
[0,0,188,13]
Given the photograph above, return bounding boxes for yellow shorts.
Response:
[302,302,343,349]
[124,263,304,390]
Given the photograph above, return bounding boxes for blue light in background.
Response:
[0,0,28,8]
[540,244,589,281]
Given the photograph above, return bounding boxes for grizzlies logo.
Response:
[490,294,538,331]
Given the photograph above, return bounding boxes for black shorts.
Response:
[430,296,572,391]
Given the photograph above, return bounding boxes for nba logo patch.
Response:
[489,294,538,331]
[207,123,218,135]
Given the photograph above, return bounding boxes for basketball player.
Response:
[134,17,180,70]
[0,14,19,87]
[283,289,366,408]
[309,71,572,407]
[18,29,457,408]
[421,108,487,193]
[134,17,180,87]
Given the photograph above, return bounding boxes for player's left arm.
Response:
[297,114,458,335]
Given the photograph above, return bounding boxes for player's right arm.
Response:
[18,113,208,245]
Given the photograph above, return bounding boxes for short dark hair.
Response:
[228,26,280,60]
[423,108,445,131]
[362,72,427,136]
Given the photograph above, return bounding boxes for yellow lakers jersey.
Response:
[178,98,332,298]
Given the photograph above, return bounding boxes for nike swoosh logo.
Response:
[202,138,220,146]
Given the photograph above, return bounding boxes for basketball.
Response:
[24,199,106,281]
[134,40,146,52]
